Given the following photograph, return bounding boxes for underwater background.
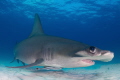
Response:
[0,0,120,80]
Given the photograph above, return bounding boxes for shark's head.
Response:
[74,46,114,66]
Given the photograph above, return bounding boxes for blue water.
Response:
[0,0,119,70]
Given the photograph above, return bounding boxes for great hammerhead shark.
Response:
[8,14,114,68]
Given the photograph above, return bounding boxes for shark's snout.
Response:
[99,51,114,62]
[75,46,114,63]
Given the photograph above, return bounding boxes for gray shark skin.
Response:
[8,14,114,68]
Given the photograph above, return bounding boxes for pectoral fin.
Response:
[7,59,44,68]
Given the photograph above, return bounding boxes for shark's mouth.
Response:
[82,59,95,64]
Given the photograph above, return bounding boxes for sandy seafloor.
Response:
[0,61,119,80]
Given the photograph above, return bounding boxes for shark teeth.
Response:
[82,59,94,64]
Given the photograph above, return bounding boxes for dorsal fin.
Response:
[29,13,45,37]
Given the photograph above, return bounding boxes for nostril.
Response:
[101,51,109,55]
[102,52,106,55]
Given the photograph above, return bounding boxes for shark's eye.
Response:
[89,46,96,53]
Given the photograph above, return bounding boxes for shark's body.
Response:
[9,14,114,68]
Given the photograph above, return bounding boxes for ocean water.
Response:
[0,0,120,80]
